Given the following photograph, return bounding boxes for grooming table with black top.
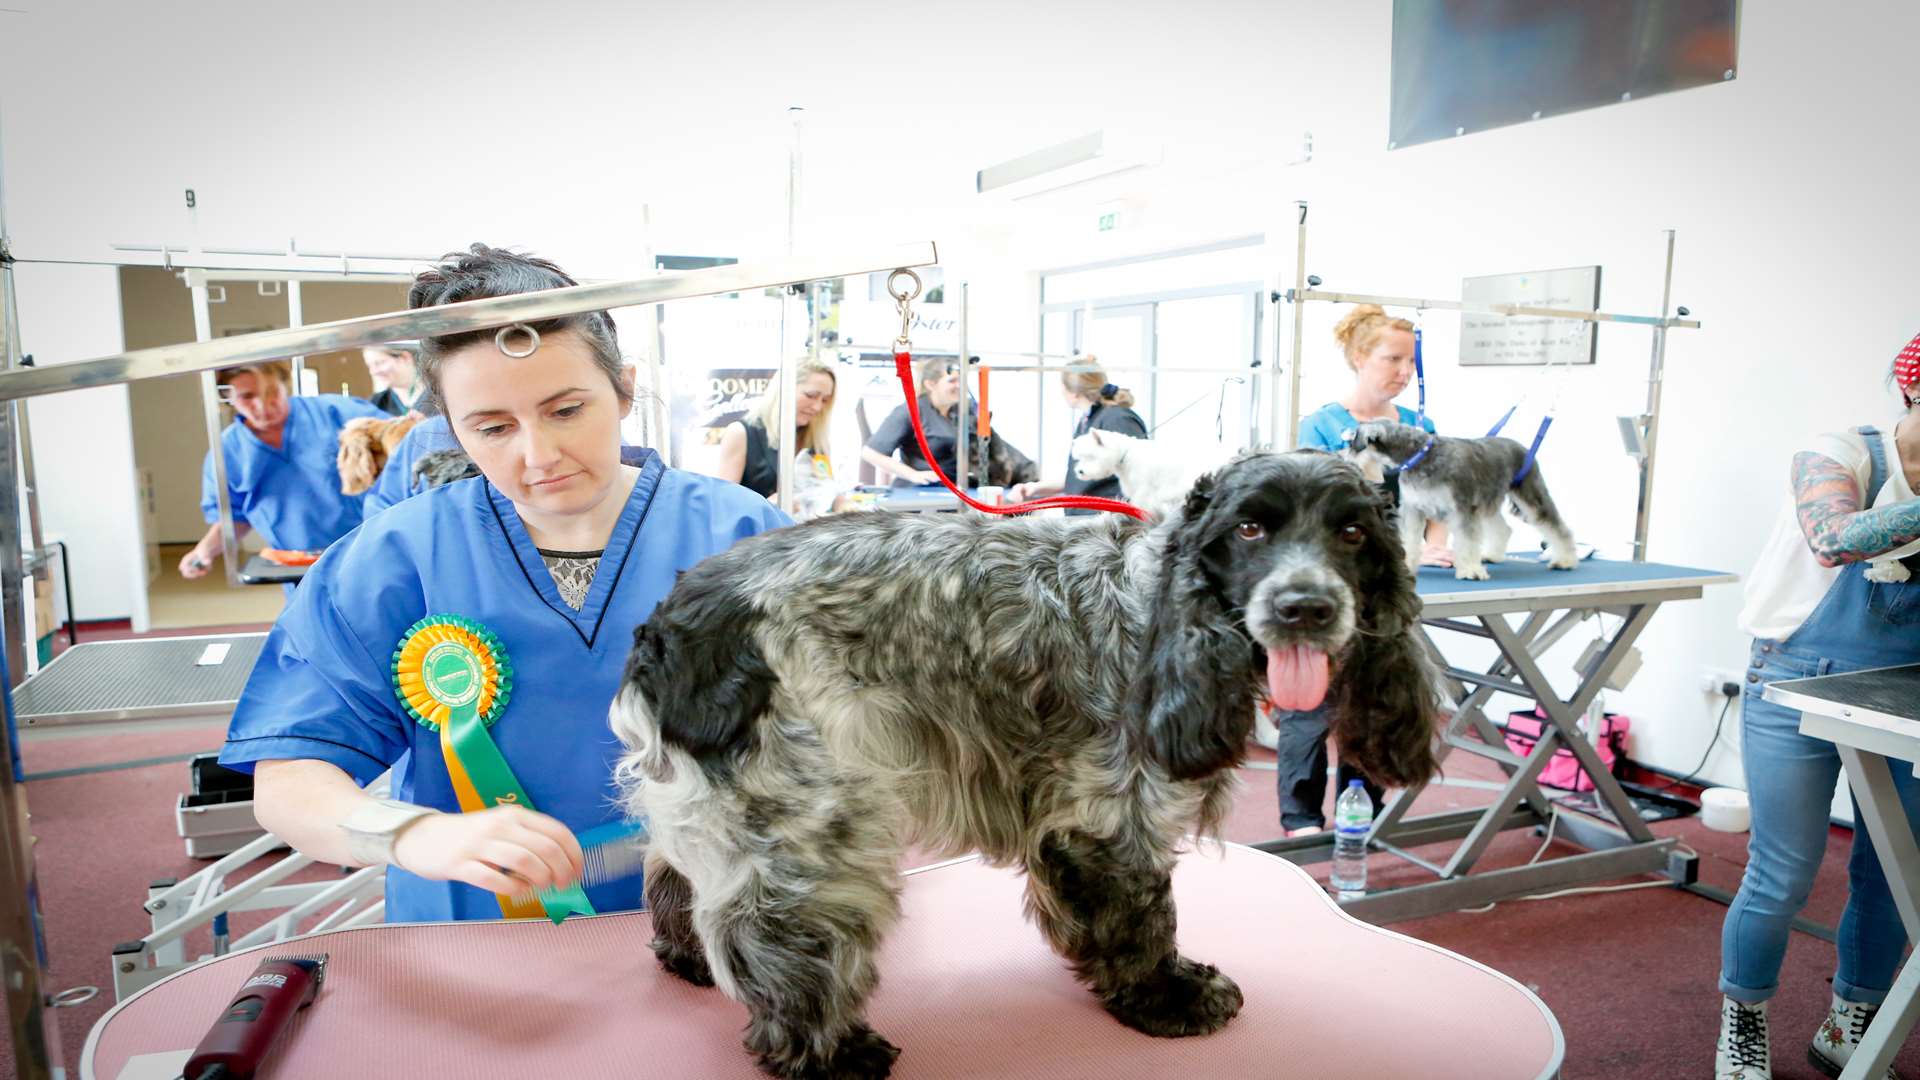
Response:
[871,485,1001,513]
[237,554,307,586]
[84,844,1562,1080]
[1765,665,1920,1079]
[10,633,265,727]
[1260,556,1738,924]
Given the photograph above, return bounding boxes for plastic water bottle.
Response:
[1330,779,1374,900]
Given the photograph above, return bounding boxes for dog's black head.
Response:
[1134,451,1439,787]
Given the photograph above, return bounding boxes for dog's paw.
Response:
[1103,956,1244,1038]
[1453,565,1491,581]
[757,1024,901,1080]
[650,935,714,987]
[1545,557,1578,571]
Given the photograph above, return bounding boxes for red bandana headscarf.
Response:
[1899,331,1920,406]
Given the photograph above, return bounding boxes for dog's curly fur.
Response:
[412,447,482,490]
[336,414,423,495]
[609,450,1440,1079]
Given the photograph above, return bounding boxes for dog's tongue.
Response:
[1266,645,1331,711]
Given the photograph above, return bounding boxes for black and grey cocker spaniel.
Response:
[610,449,1441,1080]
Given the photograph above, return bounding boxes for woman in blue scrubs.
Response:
[219,245,790,922]
[177,363,386,578]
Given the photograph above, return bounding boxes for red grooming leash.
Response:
[884,268,1147,521]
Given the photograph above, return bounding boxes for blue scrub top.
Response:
[220,451,791,922]
[362,414,461,516]
[200,394,388,551]
[1297,402,1435,453]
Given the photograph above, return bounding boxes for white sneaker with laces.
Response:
[1808,993,1901,1079]
[1716,996,1771,1080]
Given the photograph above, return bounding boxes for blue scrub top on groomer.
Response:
[1297,402,1435,453]
[218,451,791,922]
[362,414,461,515]
[199,393,388,550]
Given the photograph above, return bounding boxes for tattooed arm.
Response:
[1793,451,1920,566]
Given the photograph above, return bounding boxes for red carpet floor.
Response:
[3,730,1914,1078]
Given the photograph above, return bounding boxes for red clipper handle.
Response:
[184,955,327,1080]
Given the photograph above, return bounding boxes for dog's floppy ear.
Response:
[1327,491,1440,788]
[1131,469,1256,781]
[336,421,379,496]
[624,582,773,766]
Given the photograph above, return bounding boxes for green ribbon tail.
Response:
[445,703,597,924]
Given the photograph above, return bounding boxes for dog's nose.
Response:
[1271,593,1336,631]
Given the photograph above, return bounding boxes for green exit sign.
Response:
[1097,212,1118,232]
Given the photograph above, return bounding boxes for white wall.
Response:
[10,265,145,627]
[4,1,1917,784]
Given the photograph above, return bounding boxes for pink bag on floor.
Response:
[1502,709,1631,792]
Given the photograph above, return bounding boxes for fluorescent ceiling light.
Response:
[976,131,1161,202]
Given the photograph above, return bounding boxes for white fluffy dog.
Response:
[1072,430,1222,515]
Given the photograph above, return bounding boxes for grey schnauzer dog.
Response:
[610,450,1441,1080]
[1342,420,1578,580]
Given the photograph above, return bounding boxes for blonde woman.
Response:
[709,357,843,520]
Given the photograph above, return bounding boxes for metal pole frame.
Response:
[286,277,305,396]
[1631,230,1678,561]
[193,281,244,589]
[1283,201,1308,450]
[955,282,970,493]
[775,106,804,517]
[0,243,939,403]
[0,253,59,1080]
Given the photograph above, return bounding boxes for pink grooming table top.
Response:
[85,843,1562,1080]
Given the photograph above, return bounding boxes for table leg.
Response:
[1832,744,1920,1080]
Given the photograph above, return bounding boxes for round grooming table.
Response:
[84,843,1562,1079]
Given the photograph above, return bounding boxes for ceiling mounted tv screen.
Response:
[1390,0,1739,150]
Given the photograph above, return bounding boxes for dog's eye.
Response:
[1337,524,1366,546]
[1235,522,1266,541]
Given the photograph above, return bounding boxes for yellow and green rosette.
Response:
[392,615,593,924]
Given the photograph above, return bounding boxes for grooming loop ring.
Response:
[49,986,99,1008]
[495,323,541,358]
[887,268,922,350]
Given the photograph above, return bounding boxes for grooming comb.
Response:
[514,817,650,908]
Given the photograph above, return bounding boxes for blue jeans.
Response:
[1719,638,1920,1004]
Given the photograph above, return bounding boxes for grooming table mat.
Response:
[1417,555,1735,612]
[12,634,266,726]
[874,486,997,512]
[239,555,308,586]
[1767,664,1920,732]
[85,843,1563,1080]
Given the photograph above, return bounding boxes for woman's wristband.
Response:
[339,798,439,867]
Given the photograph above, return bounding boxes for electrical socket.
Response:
[1700,669,1741,697]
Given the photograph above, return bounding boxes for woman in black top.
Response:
[1007,360,1146,514]
[362,345,428,416]
[707,357,840,515]
[861,356,988,487]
